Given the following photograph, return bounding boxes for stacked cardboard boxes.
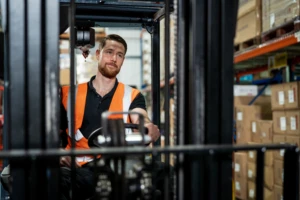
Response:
[270,82,300,199]
[234,85,274,199]
[235,0,261,45]
[246,142,274,200]
[262,0,300,33]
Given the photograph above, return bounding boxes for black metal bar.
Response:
[69,0,77,199]
[76,15,154,24]
[8,0,29,199]
[189,0,206,199]
[74,1,165,8]
[164,0,170,198]
[176,0,189,198]
[283,148,299,200]
[27,1,45,199]
[45,0,60,199]
[0,144,295,158]
[151,22,161,147]
[45,0,60,149]
[206,1,220,199]
[76,4,160,15]
[27,0,43,149]
[2,2,10,198]
[256,150,265,200]
[220,1,238,199]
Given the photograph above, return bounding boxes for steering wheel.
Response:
[87,123,149,148]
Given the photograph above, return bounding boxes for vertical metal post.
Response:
[219,1,238,198]
[186,0,238,199]
[176,0,189,198]
[151,22,160,147]
[164,0,170,199]
[1,1,10,198]
[188,0,206,199]
[45,0,60,199]
[256,150,265,200]
[206,1,221,199]
[27,1,46,199]
[283,148,299,200]
[69,0,77,199]
[7,0,29,199]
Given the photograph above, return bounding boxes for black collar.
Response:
[88,75,119,98]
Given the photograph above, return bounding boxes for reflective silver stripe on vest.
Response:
[76,156,94,163]
[123,85,132,122]
[68,129,84,141]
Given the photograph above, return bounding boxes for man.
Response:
[59,34,161,200]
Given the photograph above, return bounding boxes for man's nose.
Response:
[111,54,117,62]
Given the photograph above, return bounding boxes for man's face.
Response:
[96,40,125,78]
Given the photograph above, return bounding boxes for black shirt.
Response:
[60,76,146,138]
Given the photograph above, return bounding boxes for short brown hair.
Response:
[99,34,127,54]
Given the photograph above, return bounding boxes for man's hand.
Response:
[60,156,81,168]
[145,123,160,142]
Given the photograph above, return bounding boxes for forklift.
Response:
[0,0,299,200]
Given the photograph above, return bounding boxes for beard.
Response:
[98,63,120,78]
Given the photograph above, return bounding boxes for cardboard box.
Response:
[262,0,300,33]
[286,110,300,135]
[236,106,263,122]
[236,105,272,123]
[247,144,273,166]
[235,175,248,199]
[259,120,273,143]
[271,83,285,110]
[273,135,286,160]
[271,82,300,110]
[251,120,261,143]
[264,166,274,190]
[286,135,300,146]
[246,181,274,200]
[248,150,257,163]
[264,187,274,200]
[238,0,260,18]
[235,8,261,44]
[236,122,251,144]
[248,181,256,200]
[236,105,270,144]
[234,96,271,107]
[273,111,287,134]
[247,162,256,181]
[274,160,284,186]
[273,185,283,200]
[236,121,251,144]
[234,152,248,178]
[265,151,274,167]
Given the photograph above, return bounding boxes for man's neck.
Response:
[93,73,116,96]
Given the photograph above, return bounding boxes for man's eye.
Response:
[118,54,123,58]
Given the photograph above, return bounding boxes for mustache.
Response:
[106,63,117,68]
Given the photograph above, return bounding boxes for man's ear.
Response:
[96,49,100,58]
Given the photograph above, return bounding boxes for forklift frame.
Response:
[1,0,299,200]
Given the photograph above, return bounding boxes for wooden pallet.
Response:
[234,37,260,53]
[261,17,300,43]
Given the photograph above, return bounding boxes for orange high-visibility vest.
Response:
[61,82,140,166]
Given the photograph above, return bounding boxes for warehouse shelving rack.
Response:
[0,0,299,200]
[234,30,300,82]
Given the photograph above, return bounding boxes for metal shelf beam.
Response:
[234,34,299,64]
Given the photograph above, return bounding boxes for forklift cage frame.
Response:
[1,0,299,199]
